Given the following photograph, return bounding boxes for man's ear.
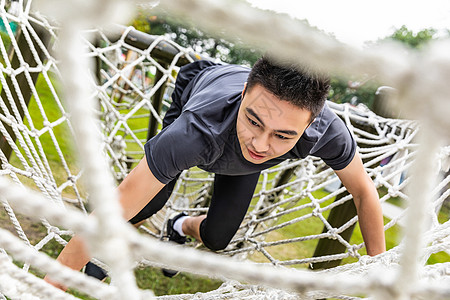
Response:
[241,82,248,98]
[306,118,316,129]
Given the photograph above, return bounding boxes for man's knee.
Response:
[199,219,232,251]
[202,236,230,251]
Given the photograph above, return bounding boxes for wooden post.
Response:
[310,189,357,270]
[372,86,399,119]
[258,167,296,218]
[310,101,379,272]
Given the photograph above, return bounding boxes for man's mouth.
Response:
[247,148,266,160]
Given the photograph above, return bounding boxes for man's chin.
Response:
[246,158,265,164]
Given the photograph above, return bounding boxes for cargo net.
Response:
[0,0,449,299]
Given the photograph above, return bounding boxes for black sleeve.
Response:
[163,60,218,128]
[171,60,218,103]
[144,111,217,184]
[311,118,357,170]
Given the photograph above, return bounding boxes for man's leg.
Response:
[128,174,180,225]
[162,172,259,277]
[85,174,180,280]
[182,172,260,251]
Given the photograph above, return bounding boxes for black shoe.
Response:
[85,261,108,281]
[162,212,188,277]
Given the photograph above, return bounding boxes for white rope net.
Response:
[0,0,449,299]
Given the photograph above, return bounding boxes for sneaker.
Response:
[85,261,108,281]
[162,212,188,277]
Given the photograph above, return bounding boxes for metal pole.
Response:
[102,25,207,67]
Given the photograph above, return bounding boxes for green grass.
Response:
[7,73,81,195]
[248,186,419,267]
[271,189,336,264]
[66,267,222,299]
[135,267,222,296]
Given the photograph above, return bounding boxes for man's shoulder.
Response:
[193,63,250,89]
[302,102,340,142]
[182,60,250,79]
[289,102,355,163]
[184,64,248,122]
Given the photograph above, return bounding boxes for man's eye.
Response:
[275,134,288,140]
[247,117,259,127]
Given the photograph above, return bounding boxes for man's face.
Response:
[236,84,312,164]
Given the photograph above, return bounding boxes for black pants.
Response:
[130,172,260,250]
[85,171,260,279]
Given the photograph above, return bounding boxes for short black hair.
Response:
[247,56,330,121]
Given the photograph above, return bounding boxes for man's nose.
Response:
[252,134,270,153]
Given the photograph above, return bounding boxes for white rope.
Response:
[0,0,448,299]
[0,253,78,300]
[1,176,448,299]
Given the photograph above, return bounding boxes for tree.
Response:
[130,13,447,112]
[328,75,379,108]
[329,26,448,109]
[383,25,437,49]
[130,11,263,66]
[130,9,324,67]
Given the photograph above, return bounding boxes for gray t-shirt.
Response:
[145,61,356,184]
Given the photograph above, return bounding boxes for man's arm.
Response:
[44,157,165,289]
[334,152,386,256]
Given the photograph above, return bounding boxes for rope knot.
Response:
[358,255,373,266]
[397,140,406,150]
[47,226,59,235]
[4,67,14,76]
[347,245,360,257]
[329,228,338,239]
[388,186,399,197]
[312,208,320,217]
[30,128,39,138]
[386,133,396,143]
[67,175,76,184]
[254,243,262,251]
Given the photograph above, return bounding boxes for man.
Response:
[46,56,385,287]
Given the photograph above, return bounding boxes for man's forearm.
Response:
[44,235,91,290]
[355,190,386,256]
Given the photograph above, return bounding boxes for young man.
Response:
[46,57,385,287]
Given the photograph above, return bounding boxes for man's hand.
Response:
[44,276,67,291]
